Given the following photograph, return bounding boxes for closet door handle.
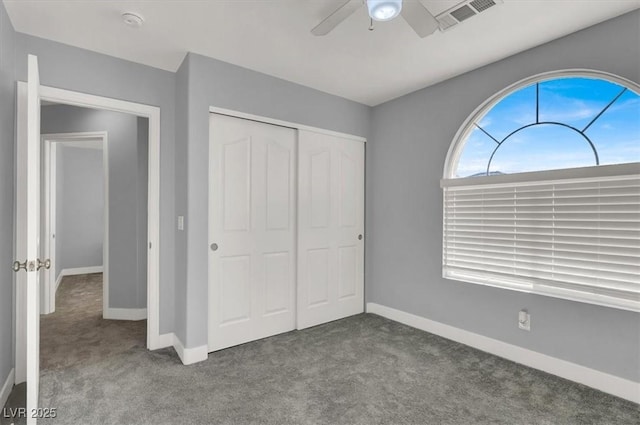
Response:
[210,243,219,252]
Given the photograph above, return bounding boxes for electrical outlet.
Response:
[518,309,531,331]
[177,215,184,231]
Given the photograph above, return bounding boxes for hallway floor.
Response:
[1,273,145,425]
[40,273,146,370]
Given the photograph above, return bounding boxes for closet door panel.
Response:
[250,121,297,337]
[219,255,251,325]
[307,248,330,307]
[310,149,331,228]
[222,138,251,232]
[263,252,291,315]
[209,114,296,351]
[338,246,357,300]
[297,130,364,330]
[265,142,292,231]
[335,138,365,318]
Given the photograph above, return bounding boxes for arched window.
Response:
[446,71,640,178]
[441,71,640,311]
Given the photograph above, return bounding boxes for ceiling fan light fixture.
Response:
[367,0,402,22]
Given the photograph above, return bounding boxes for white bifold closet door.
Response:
[209,114,297,351]
[297,130,365,330]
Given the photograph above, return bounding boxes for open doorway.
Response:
[10,69,163,420]
[42,131,107,316]
[14,83,162,393]
[39,103,148,370]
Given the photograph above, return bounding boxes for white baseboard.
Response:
[0,368,15,410]
[172,334,208,366]
[103,308,147,321]
[59,266,103,277]
[56,266,104,294]
[154,332,175,350]
[366,303,640,404]
[55,272,64,293]
[150,332,208,366]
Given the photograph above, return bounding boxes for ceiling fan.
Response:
[311,0,440,38]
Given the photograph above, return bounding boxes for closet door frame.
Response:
[208,107,366,147]
[208,106,366,351]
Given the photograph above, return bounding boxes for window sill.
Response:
[443,269,640,313]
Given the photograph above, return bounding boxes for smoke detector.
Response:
[122,12,144,28]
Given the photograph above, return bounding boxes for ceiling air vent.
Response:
[436,0,503,32]
[470,0,498,13]
[450,5,476,22]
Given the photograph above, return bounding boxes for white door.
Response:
[208,114,297,351]
[15,55,43,424]
[297,130,365,330]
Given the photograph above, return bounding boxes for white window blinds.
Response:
[442,166,640,311]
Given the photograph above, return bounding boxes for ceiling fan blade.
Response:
[311,0,363,36]
[401,1,440,38]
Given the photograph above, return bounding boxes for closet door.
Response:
[209,114,296,351]
[297,130,365,330]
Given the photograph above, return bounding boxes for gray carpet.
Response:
[16,314,640,424]
[40,273,145,371]
[1,273,145,425]
[2,275,638,424]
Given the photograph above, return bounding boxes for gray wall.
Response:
[174,58,189,345]
[41,105,147,309]
[175,53,371,347]
[367,10,640,382]
[55,145,104,278]
[0,0,15,392]
[15,35,176,331]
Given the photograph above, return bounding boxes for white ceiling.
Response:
[4,1,639,106]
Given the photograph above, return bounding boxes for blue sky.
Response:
[456,77,640,178]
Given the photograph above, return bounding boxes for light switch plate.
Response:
[177,215,184,231]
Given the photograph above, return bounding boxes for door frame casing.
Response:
[42,132,108,315]
[15,83,162,383]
